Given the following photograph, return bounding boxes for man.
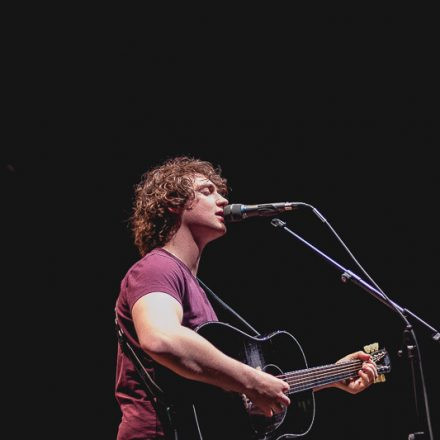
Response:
[115,156,378,439]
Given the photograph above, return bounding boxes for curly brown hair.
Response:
[131,156,228,256]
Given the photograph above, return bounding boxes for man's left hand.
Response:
[334,351,378,394]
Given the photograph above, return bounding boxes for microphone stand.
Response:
[271,218,438,440]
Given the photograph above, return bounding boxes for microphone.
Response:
[223,202,304,222]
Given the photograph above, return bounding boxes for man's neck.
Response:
[162,229,205,276]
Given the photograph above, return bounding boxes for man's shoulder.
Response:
[128,248,183,278]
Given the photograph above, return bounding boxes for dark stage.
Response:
[5,11,439,440]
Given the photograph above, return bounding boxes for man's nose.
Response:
[217,195,229,206]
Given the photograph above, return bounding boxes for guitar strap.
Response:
[114,315,179,439]
[197,278,260,337]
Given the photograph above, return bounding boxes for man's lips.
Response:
[215,212,225,222]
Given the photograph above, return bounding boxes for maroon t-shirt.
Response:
[115,248,218,439]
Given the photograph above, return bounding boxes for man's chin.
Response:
[214,225,227,237]
[209,224,227,240]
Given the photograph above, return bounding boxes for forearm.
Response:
[132,294,291,416]
[141,325,255,394]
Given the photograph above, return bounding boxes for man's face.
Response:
[180,174,229,242]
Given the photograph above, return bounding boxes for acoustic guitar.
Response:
[154,321,391,440]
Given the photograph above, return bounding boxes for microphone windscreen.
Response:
[223,204,243,222]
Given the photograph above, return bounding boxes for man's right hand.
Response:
[243,367,291,417]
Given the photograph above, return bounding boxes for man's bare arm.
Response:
[132,292,290,417]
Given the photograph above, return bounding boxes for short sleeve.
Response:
[124,254,185,311]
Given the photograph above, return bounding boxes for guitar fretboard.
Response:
[278,360,364,394]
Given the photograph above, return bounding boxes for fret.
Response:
[280,361,362,394]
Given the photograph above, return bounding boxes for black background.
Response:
[5,9,439,440]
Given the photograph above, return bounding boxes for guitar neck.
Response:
[280,360,363,394]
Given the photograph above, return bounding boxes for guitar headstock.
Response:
[363,342,392,383]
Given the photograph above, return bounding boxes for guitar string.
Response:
[284,367,360,388]
[277,353,385,382]
[287,377,358,393]
[280,361,384,391]
[282,361,387,392]
[282,364,361,388]
[286,375,357,394]
[278,360,363,380]
[284,371,362,393]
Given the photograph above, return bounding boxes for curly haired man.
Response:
[114,156,378,439]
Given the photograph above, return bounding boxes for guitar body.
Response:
[155,322,316,440]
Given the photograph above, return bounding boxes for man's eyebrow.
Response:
[195,182,216,190]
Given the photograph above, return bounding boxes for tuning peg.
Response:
[374,374,386,383]
[363,342,379,354]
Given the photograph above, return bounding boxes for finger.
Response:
[353,350,368,360]
[362,362,378,380]
[279,393,291,407]
[281,380,290,392]
[362,363,377,381]
[360,351,372,360]
[358,369,371,387]
[260,407,273,417]
[338,350,368,363]
[272,403,285,414]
